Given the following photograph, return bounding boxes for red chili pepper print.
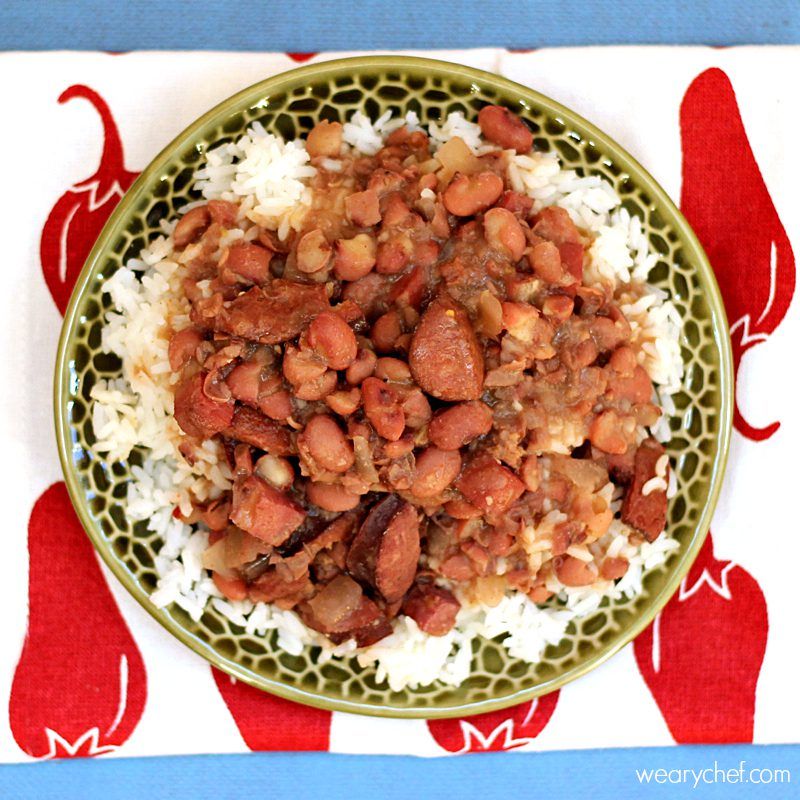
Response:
[427,691,559,753]
[40,84,139,315]
[212,667,331,751]
[9,483,147,758]
[633,533,767,743]
[287,53,318,63]
[680,68,795,441]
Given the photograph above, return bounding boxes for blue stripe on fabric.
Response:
[0,0,798,51]
[2,745,799,800]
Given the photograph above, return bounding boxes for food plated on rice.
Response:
[90,102,683,692]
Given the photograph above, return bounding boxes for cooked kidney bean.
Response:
[601,557,630,580]
[532,206,582,246]
[345,189,381,227]
[347,497,420,603]
[528,240,563,283]
[402,584,460,636]
[325,388,361,416]
[483,207,526,261]
[307,311,358,370]
[361,377,405,441]
[478,105,533,153]
[254,453,294,489]
[207,199,239,226]
[371,310,403,353]
[409,295,484,401]
[282,344,327,386]
[168,327,205,371]
[173,205,211,248]
[296,228,332,274]
[376,236,413,275]
[443,172,504,217]
[542,293,574,321]
[589,409,630,455]
[456,456,525,515]
[428,401,493,450]
[334,233,377,281]
[220,242,272,285]
[307,481,361,512]
[345,347,377,385]
[298,415,355,474]
[554,555,599,587]
[411,447,462,498]
[306,120,343,158]
[374,357,412,383]
[295,369,337,401]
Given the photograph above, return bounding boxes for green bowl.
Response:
[54,56,733,718]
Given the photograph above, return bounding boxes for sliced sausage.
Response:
[402,584,460,636]
[409,294,484,401]
[230,474,306,545]
[225,405,293,454]
[621,439,668,541]
[173,373,235,439]
[215,281,330,344]
[346,496,420,603]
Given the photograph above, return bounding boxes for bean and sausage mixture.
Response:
[168,107,669,646]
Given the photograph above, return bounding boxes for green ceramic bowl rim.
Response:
[54,55,733,719]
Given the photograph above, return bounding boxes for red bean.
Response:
[428,401,493,450]
[478,105,533,153]
[306,120,343,158]
[259,389,293,420]
[374,357,412,383]
[372,310,403,353]
[443,172,504,217]
[401,388,432,429]
[345,189,381,227]
[601,557,630,581]
[589,410,629,455]
[483,207,526,261]
[307,481,361,512]
[296,228,332,274]
[173,205,210,248]
[554,555,599,587]
[220,242,272,285]
[345,347,377,385]
[325,388,361,416]
[528,240,563,283]
[361,377,405,441]
[376,236,412,275]
[283,345,326,386]
[299,415,355,473]
[411,447,462,498]
[334,234,376,281]
[207,199,239,226]
[294,369,337,401]
[307,311,358,370]
[168,327,204,371]
[455,456,525,515]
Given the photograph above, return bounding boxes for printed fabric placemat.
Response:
[1,46,797,760]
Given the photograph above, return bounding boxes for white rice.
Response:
[90,111,684,692]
